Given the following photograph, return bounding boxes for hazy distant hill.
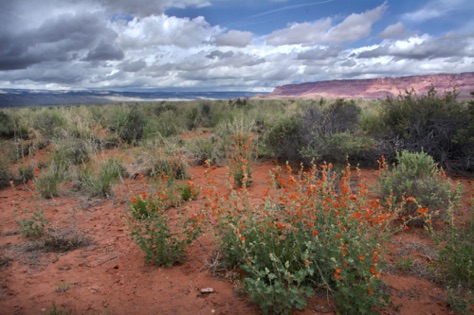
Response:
[0,90,264,108]
[267,72,474,99]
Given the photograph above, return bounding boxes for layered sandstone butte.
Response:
[268,72,474,99]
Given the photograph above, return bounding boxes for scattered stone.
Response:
[200,287,214,294]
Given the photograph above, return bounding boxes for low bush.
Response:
[0,111,15,139]
[108,106,146,144]
[265,99,373,165]
[185,136,226,166]
[127,190,202,267]
[0,157,13,188]
[226,133,257,187]
[435,212,474,314]
[35,163,66,198]
[375,88,471,173]
[16,209,49,238]
[151,153,190,180]
[378,151,461,224]
[18,165,35,183]
[52,140,92,166]
[204,163,391,314]
[265,116,303,162]
[76,158,126,197]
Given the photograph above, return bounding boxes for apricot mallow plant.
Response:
[204,162,392,315]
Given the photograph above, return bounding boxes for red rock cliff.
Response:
[269,72,474,99]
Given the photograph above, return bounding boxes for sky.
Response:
[0,0,473,91]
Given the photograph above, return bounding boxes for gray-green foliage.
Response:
[17,209,49,238]
[76,158,127,197]
[0,156,12,187]
[35,162,66,198]
[374,88,472,173]
[265,99,373,164]
[378,151,461,220]
[107,105,146,144]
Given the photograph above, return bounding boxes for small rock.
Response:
[200,287,214,294]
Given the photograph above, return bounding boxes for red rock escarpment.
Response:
[268,72,474,99]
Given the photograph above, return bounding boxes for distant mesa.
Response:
[265,72,474,100]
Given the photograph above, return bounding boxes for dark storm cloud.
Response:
[0,5,120,70]
[84,42,124,61]
[96,0,210,16]
[119,60,147,72]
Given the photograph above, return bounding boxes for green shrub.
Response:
[76,158,126,197]
[34,161,68,198]
[17,209,49,238]
[127,193,201,266]
[185,136,226,165]
[226,133,257,187]
[0,111,15,139]
[18,165,35,183]
[52,140,92,166]
[376,88,471,173]
[435,212,474,315]
[108,106,146,144]
[32,108,67,139]
[179,181,200,201]
[0,157,12,188]
[265,116,303,162]
[151,153,190,180]
[300,131,374,164]
[205,164,390,314]
[378,151,461,223]
[451,92,474,172]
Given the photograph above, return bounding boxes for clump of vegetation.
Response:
[43,228,90,252]
[204,163,391,314]
[52,139,93,166]
[35,163,66,198]
[265,99,373,165]
[226,133,256,187]
[0,157,13,188]
[18,165,35,183]
[16,209,49,238]
[435,200,474,315]
[179,181,200,201]
[109,106,146,144]
[378,151,461,224]
[76,158,127,197]
[185,136,226,166]
[265,116,303,162]
[127,188,202,267]
[0,111,16,139]
[374,88,472,173]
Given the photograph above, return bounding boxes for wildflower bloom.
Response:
[312,230,319,237]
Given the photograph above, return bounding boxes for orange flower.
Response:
[335,233,341,239]
[241,236,246,242]
[131,197,138,204]
[405,196,416,203]
[276,222,284,230]
[304,260,311,266]
[312,230,318,237]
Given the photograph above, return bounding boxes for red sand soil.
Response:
[0,154,472,314]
